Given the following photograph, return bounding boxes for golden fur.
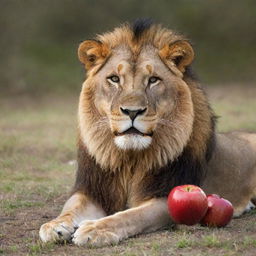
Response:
[78,23,213,171]
[39,20,256,247]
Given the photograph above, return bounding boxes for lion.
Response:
[39,20,256,247]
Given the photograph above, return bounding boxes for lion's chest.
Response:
[87,168,134,215]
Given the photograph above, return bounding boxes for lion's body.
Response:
[39,20,256,247]
[203,132,256,216]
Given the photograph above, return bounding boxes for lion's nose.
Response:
[120,107,147,121]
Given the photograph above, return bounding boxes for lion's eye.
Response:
[148,76,160,84]
[107,75,120,83]
[148,77,161,89]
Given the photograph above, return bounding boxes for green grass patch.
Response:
[202,234,223,248]
[9,245,18,252]
[242,236,256,248]
[151,242,161,251]
[27,241,56,256]
[176,233,194,248]
[1,199,44,214]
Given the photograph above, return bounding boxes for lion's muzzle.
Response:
[110,104,156,150]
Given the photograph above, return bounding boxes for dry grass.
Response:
[1,85,256,256]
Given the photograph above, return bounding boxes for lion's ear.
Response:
[159,40,194,73]
[78,40,110,70]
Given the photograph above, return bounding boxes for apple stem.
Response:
[186,186,192,192]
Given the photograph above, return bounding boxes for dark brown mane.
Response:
[132,18,154,40]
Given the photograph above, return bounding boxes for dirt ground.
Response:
[1,85,256,256]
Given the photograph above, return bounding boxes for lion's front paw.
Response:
[72,220,121,247]
[39,217,76,243]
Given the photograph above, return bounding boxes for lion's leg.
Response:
[39,192,106,243]
[72,198,171,247]
[233,199,255,217]
[233,191,256,217]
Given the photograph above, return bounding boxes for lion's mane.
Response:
[74,20,216,214]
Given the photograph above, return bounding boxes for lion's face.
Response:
[91,45,182,150]
[78,25,195,157]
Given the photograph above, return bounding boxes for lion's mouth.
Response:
[114,127,153,137]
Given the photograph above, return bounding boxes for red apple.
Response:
[167,185,208,225]
[200,194,234,227]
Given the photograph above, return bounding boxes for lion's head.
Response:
[78,20,215,173]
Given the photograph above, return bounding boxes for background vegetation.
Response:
[1,0,256,95]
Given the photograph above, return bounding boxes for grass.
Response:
[202,234,222,248]
[176,233,194,248]
[0,85,256,256]
[242,237,256,248]
[27,241,56,256]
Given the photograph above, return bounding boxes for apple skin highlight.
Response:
[167,185,208,225]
